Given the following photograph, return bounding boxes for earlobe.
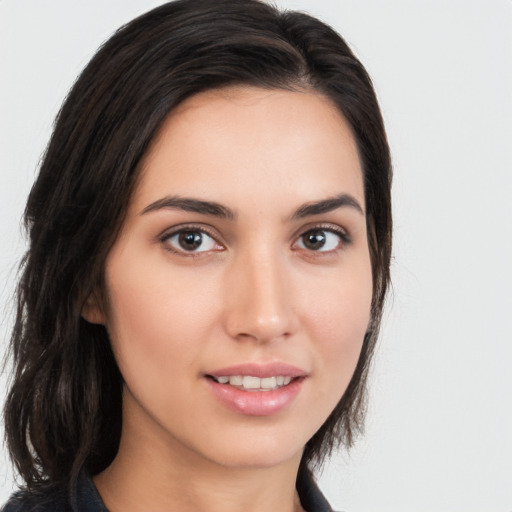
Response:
[81,292,106,325]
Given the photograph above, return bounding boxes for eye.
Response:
[294,228,346,252]
[161,228,222,254]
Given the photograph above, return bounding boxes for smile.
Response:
[205,363,307,416]
[211,375,293,391]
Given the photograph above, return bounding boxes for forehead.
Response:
[133,86,364,213]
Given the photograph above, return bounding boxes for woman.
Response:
[2,1,392,511]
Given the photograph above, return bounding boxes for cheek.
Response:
[103,280,204,425]
[102,251,226,389]
[304,260,373,384]
[103,259,194,377]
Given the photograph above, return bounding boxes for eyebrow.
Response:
[291,193,364,219]
[140,192,364,220]
[141,196,236,219]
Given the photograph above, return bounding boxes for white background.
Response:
[1,1,511,511]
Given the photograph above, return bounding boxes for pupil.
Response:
[179,231,202,250]
[304,231,325,250]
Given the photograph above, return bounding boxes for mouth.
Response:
[206,374,298,391]
[204,363,307,416]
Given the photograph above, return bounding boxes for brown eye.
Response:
[302,231,327,250]
[295,229,344,252]
[162,229,220,253]
[178,231,203,251]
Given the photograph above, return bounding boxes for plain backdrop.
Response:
[1,1,511,511]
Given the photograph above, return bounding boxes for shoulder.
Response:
[297,467,338,512]
[1,472,107,512]
[1,487,70,512]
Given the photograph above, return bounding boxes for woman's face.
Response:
[90,86,372,470]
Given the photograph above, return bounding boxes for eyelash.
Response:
[293,224,351,254]
[158,223,351,256]
[159,224,222,257]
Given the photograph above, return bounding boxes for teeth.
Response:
[242,376,261,389]
[213,375,295,391]
[229,375,243,386]
[261,376,276,389]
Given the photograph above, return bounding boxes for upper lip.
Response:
[207,362,308,379]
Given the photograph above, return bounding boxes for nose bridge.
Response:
[224,243,295,343]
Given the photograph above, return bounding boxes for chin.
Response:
[191,427,307,470]
[209,446,303,470]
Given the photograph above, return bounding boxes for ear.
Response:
[81,291,107,325]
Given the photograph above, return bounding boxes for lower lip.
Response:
[206,377,304,416]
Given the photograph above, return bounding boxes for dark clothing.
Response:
[1,469,335,512]
[296,468,336,512]
[1,472,106,512]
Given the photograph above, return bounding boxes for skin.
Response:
[84,86,373,512]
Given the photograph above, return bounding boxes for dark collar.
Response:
[2,468,335,512]
[296,468,335,512]
[76,469,335,512]
[72,472,108,512]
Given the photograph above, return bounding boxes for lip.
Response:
[207,362,307,379]
[205,362,307,416]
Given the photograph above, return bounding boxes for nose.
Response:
[223,247,297,344]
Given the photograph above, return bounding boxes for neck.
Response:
[94,446,304,512]
[95,459,304,512]
[94,397,306,512]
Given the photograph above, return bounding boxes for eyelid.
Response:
[292,222,352,252]
[158,223,225,255]
[296,222,351,241]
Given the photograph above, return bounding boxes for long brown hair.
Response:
[4,0,392,492]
